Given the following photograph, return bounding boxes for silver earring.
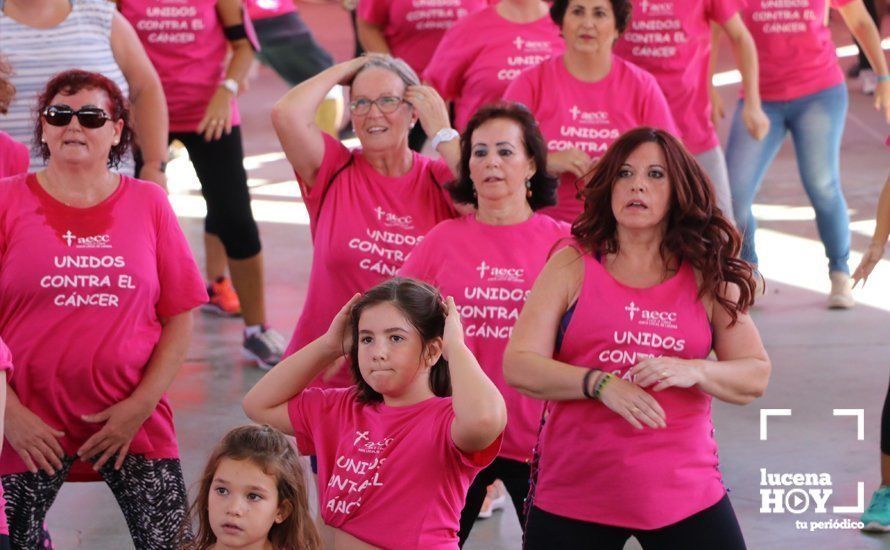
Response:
[525,178,532,198]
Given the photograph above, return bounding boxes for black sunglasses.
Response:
[42,104,113,129]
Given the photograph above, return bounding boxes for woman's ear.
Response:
[424,337,444,367]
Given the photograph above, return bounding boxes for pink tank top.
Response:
[533,252,724,529]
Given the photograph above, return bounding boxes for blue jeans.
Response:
[727,83,850,274]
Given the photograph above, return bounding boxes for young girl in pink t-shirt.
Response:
[424,0,564,132]
[504,0,677,224]
[244,278,506,549]
[505,128,770,548]
[183,424,321,550]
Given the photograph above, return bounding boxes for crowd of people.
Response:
[0,0,887,548]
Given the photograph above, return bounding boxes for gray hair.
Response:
[350,55,420,89]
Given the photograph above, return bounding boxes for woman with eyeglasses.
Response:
[272,54,460,392]
[0,70,207,548]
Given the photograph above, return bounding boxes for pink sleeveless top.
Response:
[533,252,724,529]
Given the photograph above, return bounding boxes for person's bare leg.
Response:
[880,453,890,486]
[204,233,228,281]
[228,253,266,327]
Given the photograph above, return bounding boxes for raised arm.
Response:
[242,294,360,433]
[271,57,367,188]
[631,283,771,405]
[444,298,506,454]
[356,16,392,55]
[404,85,460,176]
[838,0,890,121]
[720,14,769,140]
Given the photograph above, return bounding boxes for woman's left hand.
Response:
[629,357,703,392]
[78,398,154,471]
[197,88,234,142]
[742,102,770,141]
[441,296,466,361]
[876,80,890,123]
[405,85,451,138]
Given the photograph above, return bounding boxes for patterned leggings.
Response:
[1,454,190,550]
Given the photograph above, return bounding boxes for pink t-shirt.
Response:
[742,0,854,102]
[245,0,296,20]
[358,0,488,77]
[0,132,29,178]
[0,338,13,535]
[0,174,207,480]
[614,0,741,154]
[400,214,568,462]
[285,133,458,388]
[533,252,721,529]
[424,5,564,131]
[504,55,678,223]
[289,387,501,549]
[120,0,241,133]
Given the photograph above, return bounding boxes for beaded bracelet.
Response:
[581,368,601,399]
[594,372,613,400]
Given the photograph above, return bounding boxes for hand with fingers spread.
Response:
[548,148,594,179]
[596,374,667,430]
[5,400,66,475]
[629,356,703,393]
[196,88,234,141]
[78,398,154,471]
[404,85,451,139]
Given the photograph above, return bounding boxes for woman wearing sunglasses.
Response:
[0,69,207,548]
[272,54,460,392]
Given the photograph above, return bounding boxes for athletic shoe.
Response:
[242,327,287,371]
[202,276,241,317]
[861,486,890,532]
[828,271,854,309]
[861,70,878,95]
[477,481,507,519]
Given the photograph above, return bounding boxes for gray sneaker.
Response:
[242,327,287,370]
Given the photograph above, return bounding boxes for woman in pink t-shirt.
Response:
[244,278,506,549]
[504,128,771,548]
[357,0,488,149]
[400,103,567,544]
[504,0,678,223]
[424,0,564,132]
[725,0,890,309]
[0,70,207,548]
[272,54,461,391]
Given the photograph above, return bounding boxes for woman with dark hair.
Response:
[725,0,889,309]
[0,70,207,548]
[504,0,678,223]
[424,0,564,133]
[504,127,771,548]
[613,0,768,223]
[244,278,507,549]
[399,102,566,545]
[0,57,28,177]
[272,54,460,391]
[357,0,488,150]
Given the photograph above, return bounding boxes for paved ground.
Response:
[41,5,890,549]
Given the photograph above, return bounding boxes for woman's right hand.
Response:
[322,293,362,356]
[5,401,66,475]
[597,375,667,430]
[548,149,594,179]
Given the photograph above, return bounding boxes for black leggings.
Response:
[524,494,746,550]
[458,457,530,546]
[881,374,890,455]
[170,127,261,260]
[2,454,190,549]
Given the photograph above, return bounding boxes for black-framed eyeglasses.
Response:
[349,96,405,115]
[42,104,113,129]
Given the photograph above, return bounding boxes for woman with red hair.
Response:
[505,127,771,548]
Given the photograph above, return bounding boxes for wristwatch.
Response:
[431,128,459,151]
[221,78,239,95]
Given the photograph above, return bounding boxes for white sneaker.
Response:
[476,482,507,519]
[828,271,854,309]
[861,69,878,95]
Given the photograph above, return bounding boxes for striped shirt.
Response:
[0,0,133,174]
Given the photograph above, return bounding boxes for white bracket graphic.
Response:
[760,409,792,441]
[832,409,865,441]
[833,482,865,514]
